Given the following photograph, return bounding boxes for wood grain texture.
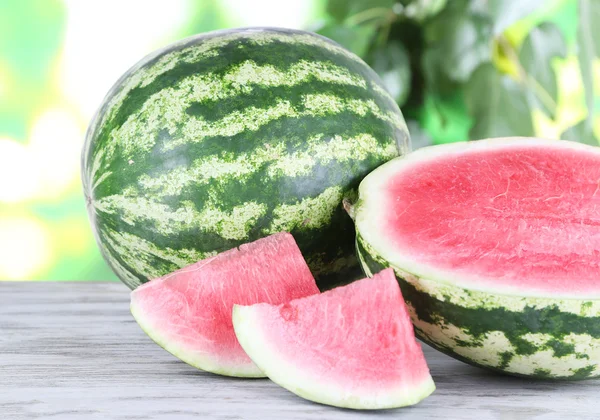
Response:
[1,282,599,420]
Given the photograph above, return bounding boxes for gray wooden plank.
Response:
[1,281,599,420]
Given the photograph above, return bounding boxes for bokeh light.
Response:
[0,137,39,203]
[0,217,52,279]
[59,0,191,119]
[29,107,82,199]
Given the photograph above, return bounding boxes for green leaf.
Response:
[326,0,353,22]
[577,0,600,133]
[465,63,534,139]
[424,2,493,83]
[561,121,599,146]
[368,41,411,106]
[316,23,376,57]
[419,91,472,144]
[406,120,433,149]
[327,0,395,23]
[545,0,579,45]
[421,49,456,95]
[485,0,547,35]
[519,22,566,117]
[399,0,448,22]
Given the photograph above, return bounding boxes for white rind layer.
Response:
[130,297,265,378]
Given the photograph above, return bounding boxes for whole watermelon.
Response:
[82,27,409,290]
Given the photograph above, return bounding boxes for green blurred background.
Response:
[0,0,597,281]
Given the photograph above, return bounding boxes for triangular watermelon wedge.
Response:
[233,268,435,409]
[130,232,319,377]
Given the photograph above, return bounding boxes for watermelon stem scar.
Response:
[342,197,356,220]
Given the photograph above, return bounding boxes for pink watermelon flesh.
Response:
[130,232,319,377]
[379,140,600,296]
[233,268,435,409]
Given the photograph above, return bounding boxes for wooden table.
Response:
[2,282,599,419]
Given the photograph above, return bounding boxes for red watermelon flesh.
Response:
[130,232,319,377]
[233,268,435,409]
[358,138,600,297]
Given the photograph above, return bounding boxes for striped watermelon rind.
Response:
[82,27,409,289]
[357,236,600,379]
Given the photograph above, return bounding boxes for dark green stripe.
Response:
[102,38,377,138]
[97,230,148,286]
[97,199,359,290]
[87,30,396,175]
[185,81,369,123]
[95,149,385,252]
[93,108,399,201]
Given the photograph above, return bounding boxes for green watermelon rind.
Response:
[353,138,600,379]
[232,304,436,409]
[356,236,600,379]
[82,27,410,291]
[130,298,266,378]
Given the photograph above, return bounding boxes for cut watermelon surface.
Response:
[354,138,600,379]
[130,232,319,377]
[233,268,435,409]
[357,137,600,298]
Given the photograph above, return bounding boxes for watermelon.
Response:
[81,27,409,290]
[352,137,600,379]
[130,232,319,377]
[233,268,435,409]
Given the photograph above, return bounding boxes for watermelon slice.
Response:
[233,268,435,409]
[352,138,600,378]
[130,232,319,377]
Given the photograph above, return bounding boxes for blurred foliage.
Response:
[0,0,66,141]
[0,0,593,281]
[316,0,599,147]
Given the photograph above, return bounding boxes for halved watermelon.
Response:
[130,232,319,377]
[233,268,435,409]
[353,137,600,379]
